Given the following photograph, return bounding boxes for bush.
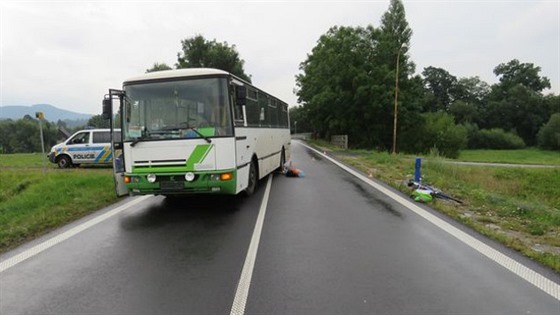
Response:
[409,112,467,158]
[537,113,560,150]
[469,128,526,149]
[463,123,480,149]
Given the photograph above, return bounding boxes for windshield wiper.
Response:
[186,127,212,143]
[130,136,147,147]
[163,126,212,143]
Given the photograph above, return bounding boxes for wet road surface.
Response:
[1,140,559,314]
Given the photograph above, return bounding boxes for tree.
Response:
[537,113,560,150]
[146,62,172,73]
[289,106,311,134]
[421,66,458,112]
[376,0,419,151]
[296,26,375,145]
[494,59,551,94]
[452,76,490,125]
[176,35,251,82]
[0,118,57,153]
[296,0,422,150]
[486,85,547,146]
[487,60,552,145]
[449,100,478,124]
[0,119,15,153]
[454,76,491,105]
[378,0,413,60]
[87,114,110,128]
[543,94,560,119]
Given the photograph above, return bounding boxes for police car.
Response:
[48,129,121,168]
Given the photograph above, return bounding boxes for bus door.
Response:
[102,89,128,197]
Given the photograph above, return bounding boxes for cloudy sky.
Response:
[1,0,558,115]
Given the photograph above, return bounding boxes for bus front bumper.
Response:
[124,171,237,195]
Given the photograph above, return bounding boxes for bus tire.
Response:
[244,159,258,196]
[57,155,73,169]
[276,148,286,174]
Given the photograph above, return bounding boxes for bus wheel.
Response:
[57,156,72,169]
[277,148,286,174]
[245,160,258,196]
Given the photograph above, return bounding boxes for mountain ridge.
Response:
[0,104,93,121]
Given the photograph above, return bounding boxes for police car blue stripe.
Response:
[104,152,113,163]
[94,150,105,163]
[66,146,106,152]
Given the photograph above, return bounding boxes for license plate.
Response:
[160,181,184,190]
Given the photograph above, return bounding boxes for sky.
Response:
[1,0,559,115]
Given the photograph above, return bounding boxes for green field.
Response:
[459,149,560,165]
[0,154,118,251]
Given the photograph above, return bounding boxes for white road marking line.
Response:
[230,175,273,315]
[0,195,152,273]
[300,141,560,301]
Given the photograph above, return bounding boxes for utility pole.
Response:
[35,112,47,173]
[392,43,408,154]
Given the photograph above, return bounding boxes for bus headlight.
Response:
[185,172,195,182]
[147,174,157,183]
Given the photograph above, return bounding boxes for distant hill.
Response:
[0,104,93,122]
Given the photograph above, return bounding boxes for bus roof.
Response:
[122,68,288,105]
[124,68,231,84]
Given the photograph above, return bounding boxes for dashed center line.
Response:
[230,175,273,315]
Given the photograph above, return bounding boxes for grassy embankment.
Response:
[0,153,118,253]
[309,140,560,273]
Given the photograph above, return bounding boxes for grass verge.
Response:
[459,148,560,165]
[0,153,118,253]
[308,140,560,273]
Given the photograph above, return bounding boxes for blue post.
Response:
[415,157,422,182]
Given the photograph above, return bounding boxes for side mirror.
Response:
[236,86,247,105]
[102,98,112,120]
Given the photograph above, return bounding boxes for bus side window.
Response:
[234,106,245,126]
[234,86,246,126]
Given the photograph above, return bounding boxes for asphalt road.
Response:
[1,140,559,314]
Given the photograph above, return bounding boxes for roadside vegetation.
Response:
[309,140,560,273]
[458,149,560,165]
[0,154,117,252]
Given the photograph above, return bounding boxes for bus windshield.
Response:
[122,77,233,141]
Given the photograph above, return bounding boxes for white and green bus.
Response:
[102,68,290,197]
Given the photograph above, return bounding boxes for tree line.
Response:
[0,115,109,154]
[293,0,559,157]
